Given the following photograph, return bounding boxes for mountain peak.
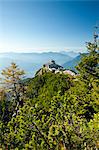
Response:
[35,60,76,77]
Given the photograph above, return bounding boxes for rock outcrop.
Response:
[35,60,76,77]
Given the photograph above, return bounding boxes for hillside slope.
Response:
[63,55,81,71]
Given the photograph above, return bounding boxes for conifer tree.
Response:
[1,62,25,111]
[76,26,99,83]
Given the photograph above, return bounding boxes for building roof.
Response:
[44,60,63,70]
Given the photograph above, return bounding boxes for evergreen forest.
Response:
[0,33,99,150]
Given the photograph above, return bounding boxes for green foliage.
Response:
[76,52,99,82]
[27,72,72,98]
[0,33,99,149]
[0,63,26,148]
[1,71,98,149]
[76,36,99,82]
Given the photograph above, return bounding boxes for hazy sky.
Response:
[0,0,98,53]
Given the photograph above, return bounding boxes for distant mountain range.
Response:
[60,51,79,58]
[63,55,81,72]
[0,51,81,77]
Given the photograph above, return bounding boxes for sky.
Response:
[0,0,99,53]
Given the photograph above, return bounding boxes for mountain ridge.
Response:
[63,55,81,72]
[0,52,73,77]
